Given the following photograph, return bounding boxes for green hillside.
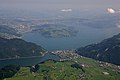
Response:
[77,33,120,65]
[0,37,45,59]
[6,57,120,80]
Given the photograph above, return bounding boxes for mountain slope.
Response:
[0,37,45,59]
[76,33,120,65]
[6,58,120,80]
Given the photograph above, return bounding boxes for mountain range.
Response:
[76,33,120,65]
[0,37,45,59]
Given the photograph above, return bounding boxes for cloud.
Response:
[60,9,72,12]
[107,8,115,13]
[116,24,120,28]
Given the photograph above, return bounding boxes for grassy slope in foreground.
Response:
[6,57,120,80]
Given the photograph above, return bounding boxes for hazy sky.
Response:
[0,0,120,18]
[0,0,120,11]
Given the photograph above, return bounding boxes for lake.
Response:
[22,25,120,51]
[0,54,60,68]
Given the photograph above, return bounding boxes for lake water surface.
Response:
[0,54,60,68]
[22,25,120,51]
